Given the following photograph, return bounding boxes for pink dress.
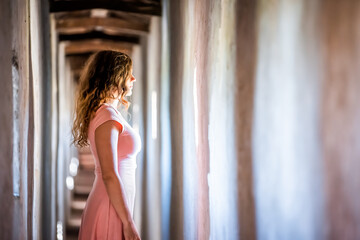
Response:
[78,103,142,240]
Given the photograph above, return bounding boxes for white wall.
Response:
[252,1,324,239]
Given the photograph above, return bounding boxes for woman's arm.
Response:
[95,120,140,239]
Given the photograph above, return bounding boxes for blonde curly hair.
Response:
[71,50,133,148]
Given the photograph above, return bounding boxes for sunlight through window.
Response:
[69,157,79,177]
[66,176,74,190]
[56,221,63,240]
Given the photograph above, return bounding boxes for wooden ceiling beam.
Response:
[65,39,133,55]
[56,17,149,35]
[49,0,162,16]
[67,55,90,71]
[59,31,140,44]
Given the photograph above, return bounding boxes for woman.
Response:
[71,50,141,240]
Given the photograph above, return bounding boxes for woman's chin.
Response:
[126,90,133,96]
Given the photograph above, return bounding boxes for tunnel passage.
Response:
[2,0,360,240]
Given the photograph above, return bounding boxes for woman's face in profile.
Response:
[113,70,136,99]
[125,70,136,96]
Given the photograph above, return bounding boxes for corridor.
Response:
[1,0,360,240]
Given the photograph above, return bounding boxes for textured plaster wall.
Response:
[253,1,360,239]
[11,0,33,239]
[163,0,241,239]
[140,16,162,240]
[57,43,67,233]
[132,44,146,235]
[57,43,78,234]
[0,0,15,237]
[29,0,46,238]
[320,1,360,239]
[131,17,162,240]
[50,13,59,240]
[159,2,172,239]
[166,0,185,238]
[206,0,240,238]
[253,1,324,239]
[162,0,360,239]
[235,1,257,239]
[0,0,49,238]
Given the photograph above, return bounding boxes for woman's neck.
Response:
[105,98,119,109]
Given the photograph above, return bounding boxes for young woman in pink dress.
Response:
[71,50,141,240]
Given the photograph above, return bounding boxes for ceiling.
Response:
[50,0,161,75]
